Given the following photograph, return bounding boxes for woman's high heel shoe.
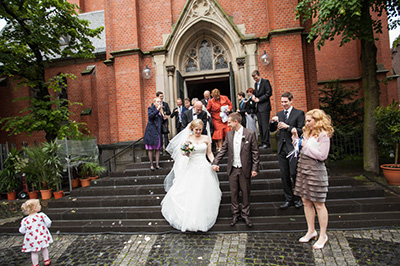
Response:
[299,231,318,243]
[313,235,328,249]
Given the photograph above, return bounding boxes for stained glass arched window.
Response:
[184,37,228,73]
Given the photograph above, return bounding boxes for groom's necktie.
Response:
[284,110,288,123]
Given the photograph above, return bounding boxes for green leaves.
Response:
[0,74,88,140]
[296,0,399,49]
[0,1,102,140]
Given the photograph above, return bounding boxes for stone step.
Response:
[44,196,400,221]
[111,168,282,179]
[1,211,399,233]
[124,160,280,172]
[49,185,384,208]
[90,175,358,188]
[139,148,275,163]
[72,178,363,198]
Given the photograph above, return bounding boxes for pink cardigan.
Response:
[294,131,330,161]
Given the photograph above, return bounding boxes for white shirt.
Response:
[233,126,243,168]
[284,106,293,119]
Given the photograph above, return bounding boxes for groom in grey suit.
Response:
[212,112,259,227]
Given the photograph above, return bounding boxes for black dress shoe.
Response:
[242,216,253,227]
[295,200,303,209]
[279,201,294,210]
[230,215,239,226]
[259,144,268,149]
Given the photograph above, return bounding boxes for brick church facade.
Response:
[0,0,398,148]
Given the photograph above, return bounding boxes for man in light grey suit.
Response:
[212,112,259,227]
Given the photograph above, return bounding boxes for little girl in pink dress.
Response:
[19,199,53,266]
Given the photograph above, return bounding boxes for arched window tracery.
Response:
[184,38,228,73]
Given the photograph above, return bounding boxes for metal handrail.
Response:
[104,137,144,172]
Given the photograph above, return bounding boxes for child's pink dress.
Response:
[19,212,54,252]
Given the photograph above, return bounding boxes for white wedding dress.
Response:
[161,141,222,232]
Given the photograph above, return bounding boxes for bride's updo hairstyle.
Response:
[189,119,204,131]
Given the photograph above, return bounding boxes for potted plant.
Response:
[82,161,106,181]
[22,142,64,199]
[43,141,64,199]
[374,101,400,185]
[0,147,23,200]
[24,173,40,199]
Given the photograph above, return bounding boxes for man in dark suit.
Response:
[181,101,208,135]
[201,90,211,107]
[270,92,305,210]
[237,92,247,127]
[157,91,171,148]
[212,112,259,227]
[252,70,272,149]
[170,98,187,133]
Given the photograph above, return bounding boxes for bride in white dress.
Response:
[161,119,222,232]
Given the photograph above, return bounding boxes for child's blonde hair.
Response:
[21,199,40,215]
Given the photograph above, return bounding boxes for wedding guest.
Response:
[252,70,272,148]
[170,98,187,133]
[201,90,211,107]
[184,97,191,110]
[144,98,164,171]
[182,101,208,135]
[270,92,305,210]
[245,88,258,140]
[237,92,247,127]
[207,88,233,151]
[191,97,199,106]
[292,109,334,249]
[19,199,53,266]
[157,91,171,148]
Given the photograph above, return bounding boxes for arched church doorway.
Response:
[177,36,236,108]
[186,77,230,101]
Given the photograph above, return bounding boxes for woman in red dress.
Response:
[207,88,233,151]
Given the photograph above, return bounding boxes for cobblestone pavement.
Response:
[0,228,399,265]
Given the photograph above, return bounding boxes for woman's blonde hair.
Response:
[189,119,204,131]
[211,88,220,99]
[21,199,40,215]
[303,109,334,138]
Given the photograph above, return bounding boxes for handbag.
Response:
[162,122,170,134]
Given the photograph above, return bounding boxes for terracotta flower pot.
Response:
[80,178,91,187]
[53,190,64,199]
[381,164,400,185]
[72,178,80,188]
[7,191,17,200]
[40,189,53,200]
[28,191,39,199]
[89,176,99,181]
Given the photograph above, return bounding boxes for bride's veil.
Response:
[164,120,212,191]
[164,125,191,191]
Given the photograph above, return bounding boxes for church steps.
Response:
[124,160,281,172]
[42,196,400,221]
[2,148,400,234]
[90,175,357,188]
[46,185,384,209]
[1,211,399,234]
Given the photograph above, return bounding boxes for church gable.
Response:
[165,0,243,50]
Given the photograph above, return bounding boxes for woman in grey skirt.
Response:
[292,109,334,250]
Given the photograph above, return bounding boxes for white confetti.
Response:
[144,236,151,241]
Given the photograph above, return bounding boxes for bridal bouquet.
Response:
[181,141,195,157]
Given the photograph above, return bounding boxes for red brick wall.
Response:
[1,0,397,147]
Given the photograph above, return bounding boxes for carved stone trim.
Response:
[166,65,176,76]
[236,57,246,68]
